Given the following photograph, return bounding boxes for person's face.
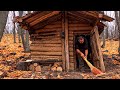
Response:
[79,38,84,44]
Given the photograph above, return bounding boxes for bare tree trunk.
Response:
[115,11,120,55]
[0,11,9,42]
[19,11,26,51]
[25,30,30,52]
[118,11,120,55]
[115,23,118,39]
[24,11,31,52]
[13,11,16,43]
[17,23,21,43]
[101,11,106,48]
[101,30,105,48]
[105,24,109,39]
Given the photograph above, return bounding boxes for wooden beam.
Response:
[64,11,70,71]
[31,56,62,60]
[80,11,98,19]
[69,26,93,31]
[68,11,94,24]
[32,40,61,44]
[68,13,87,23]
[90,30,100,68]
[34,14,62,32]
[73,35,76,70]
[31,51,62,56]
[36,28,62,33]
[30,46,62,52]
[61,12,66,71]
[31,43,62,47]
[93,26,105,72]
[92,11,114,22]
[26,11,52,23]
[30,11,60,26]
[69,23,90,27]
[21,11,41,20]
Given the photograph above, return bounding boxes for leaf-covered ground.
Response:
[0,34,120,79]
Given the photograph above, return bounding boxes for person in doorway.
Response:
[75,35,89,71]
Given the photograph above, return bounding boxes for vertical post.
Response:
[61,12,66,71]
[94,26,105,72]
[65,11,69,71]
[73,34,77,70]
[90,30,100,68]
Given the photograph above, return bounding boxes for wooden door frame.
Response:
[73,33,89,70]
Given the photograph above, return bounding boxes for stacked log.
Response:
[29,63,41,72]
[51,62,62,72]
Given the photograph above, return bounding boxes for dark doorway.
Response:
[74,34,93,71]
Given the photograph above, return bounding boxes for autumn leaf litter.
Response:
[0,34,120,79]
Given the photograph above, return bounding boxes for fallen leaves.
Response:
[101,40,119,55]
[7,70,23,77]
[0,34,120,79]
[112,60,120,65]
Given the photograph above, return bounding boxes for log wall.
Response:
[30,20,62,62]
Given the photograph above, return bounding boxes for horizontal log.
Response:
[69,59,74,63]
[69,41,73,44]
[31,55,62,58]
[69,37,73,41]
[36,28,62,33]
[68,33,73,37]
[69,56,74,59]
[68,20,84,24]
[49,21,62,25]
[32,36,61,41]
[69,44,73,48]
[30,46,62,52]
[31,40,62,44]
[68,16,81,21]
[31,58,62,61]
[43,24,62,29]
[31,51,62,56]
[69,30,90,34]
[69,47,73,52]
[28,59,62,62]
[69,62,75,70]
[69,52,74,56]
[31,43,62,47]
[69,26,93,31]
[69,24,90,27]
[34,32,61,36]
[31,56,62,60]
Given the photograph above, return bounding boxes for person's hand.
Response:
[80,53,85,58]
[84,56,87,59]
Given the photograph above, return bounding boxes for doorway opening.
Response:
[74,34,93,71]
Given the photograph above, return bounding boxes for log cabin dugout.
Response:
[16,11,114,72]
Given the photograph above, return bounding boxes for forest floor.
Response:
[0,34,120,79]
